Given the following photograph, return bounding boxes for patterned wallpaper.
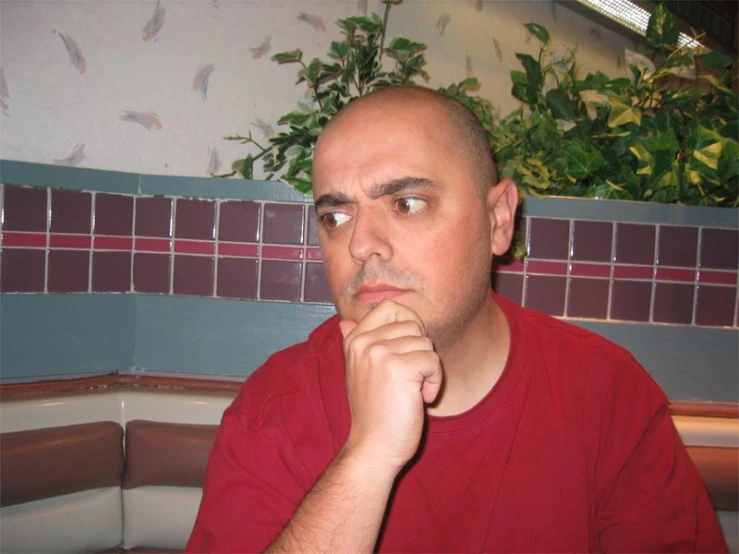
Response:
[1,0,633,177]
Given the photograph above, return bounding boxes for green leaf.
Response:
[545,88,575,121]
[237,155,254,179]
[563,141,605,179]
[387,36,426,54]
[515,53,543,93]
[608,100,642,128]
[646,4,678,49]
[698,50,733,75]
[271,49,303,64]
[523,22,549,44]
[344,14,382,34]
[328,41,350,61]
[282,176,313,194]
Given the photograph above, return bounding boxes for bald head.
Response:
[317,86,498,196]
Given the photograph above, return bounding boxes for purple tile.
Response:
[50,189,91,234]
[133,253,171,294]
[306,209,320,246]
[527,218,570,260]
[48,250,90,292]
[615,223,655,265]
[700,228,738,270]
[0,249,45,292]
[260,260,302,301]
[95,194,133,236]
[571,220,612,263]
[653,282,694,324]
[492,272,523,305]
[173,255,214,296]
[694,285,737,327]
[304,262,332,303]
[175,199,215,240]
[610,280,652,322]
[567,278,609,319]
[657,226,698,267]
[524,275,566,316]
[218,201,260,243]
[217,257,258,299]
[263,204,305,245]
[92,251,131,292]
[136,197,172,238]
[2,185,47,232]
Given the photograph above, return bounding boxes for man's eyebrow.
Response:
[369,177,439,199]
[314,192,352,213]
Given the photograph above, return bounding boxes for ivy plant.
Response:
[492,4,738,207]
[221,0,494,194]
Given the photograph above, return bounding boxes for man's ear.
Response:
[487,179,519,256]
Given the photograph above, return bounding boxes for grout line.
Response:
[88,191,95,293]
[606,221,618,321]
[520,216,530,307]
[300,205,308,302]
[129,194,136,293]
[562,219,573,317]
[256,201,265,300]
[692,226,703,325]
[44,188,50,293]
[169,196,176,295]
[648,224,660,324]
[213,200,221,298]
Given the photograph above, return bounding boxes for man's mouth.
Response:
[355,283,408,303]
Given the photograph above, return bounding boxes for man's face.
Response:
[312,97,497,349]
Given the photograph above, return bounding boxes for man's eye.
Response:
[320,212,352,229]
[395,197,426,215]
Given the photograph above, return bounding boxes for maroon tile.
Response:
[48,250,90,292]
[694,285,737,327]
[175,199,215,240]
[567,278,609,319]
[50,189,91,234]
[653,282,694,324]
[304,262,332,303]
[527,218,570,260]
[571,220,612,263]
[133,253,171,294]
[610,280,652,322]
[0,249,45,292]
[524,275,566,316]
[218,200,260,243]
[173,255,214,296]
[306,209,320,246]
[3,185,47,232]
[263,204,305,245]
[92,251,131,292]
[700,228,738,270]
[135,197,172,238]
[492,272,523,305]
[95,193,133,236]
[260,260,302,301]
[217,257,258,299]
[657,225,698,268]
[615,223,655,265]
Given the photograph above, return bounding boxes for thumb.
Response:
[339,319,358,339]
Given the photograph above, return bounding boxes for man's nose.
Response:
[348,209,392,265]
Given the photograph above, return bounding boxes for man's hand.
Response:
[339,300,444,474]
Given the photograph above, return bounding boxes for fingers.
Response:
[344,300,426,340]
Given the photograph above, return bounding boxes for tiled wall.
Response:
[1,183,738,329]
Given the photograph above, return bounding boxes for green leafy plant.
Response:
[220,0,494,193]
[492,5,738,207]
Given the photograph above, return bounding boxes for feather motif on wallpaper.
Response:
[357,0,368,14]
[120,111,163,131]
[206,147,221,175]
[249,37,272,60]
[54,31,86,74]
[466,54,474,78]
[54,143,86,166]
[253,118,274,139]
[475,0,483,12]
[0,68,10,113]
[550,0,557,21]
[143,1,166,42]
[297,12,326,32]
[193,64,215,102]
[436,13,451,36]
[492,38,503,63]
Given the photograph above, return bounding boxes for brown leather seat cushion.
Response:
[687,445,739,511]
[123,420,218,489]
[0,421,124,507]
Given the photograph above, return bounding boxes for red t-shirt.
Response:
[187,296,727,553]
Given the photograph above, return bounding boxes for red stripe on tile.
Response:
[495,259,525,273]
[1,232,47,248]
[613,265,654,280]
[135,237,172,252]
[175,240,216,255]
[306,248,323,261]
[655,267,696,282]
[49,234,91,249]
[698,270,737,286]
[569,262,611,278]
[262,245,304,261]
[94,236,133,250]
[525,260,568,276]
[218,242,259,258]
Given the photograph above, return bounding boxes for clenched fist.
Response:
[339,300,443,474]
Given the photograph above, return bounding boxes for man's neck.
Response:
[427,296,511,417]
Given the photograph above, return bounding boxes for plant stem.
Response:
[379,1,392,59]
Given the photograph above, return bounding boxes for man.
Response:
[187,86,726,552]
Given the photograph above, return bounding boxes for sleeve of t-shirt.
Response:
[586,347,728,553]
[185,398,309,553]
